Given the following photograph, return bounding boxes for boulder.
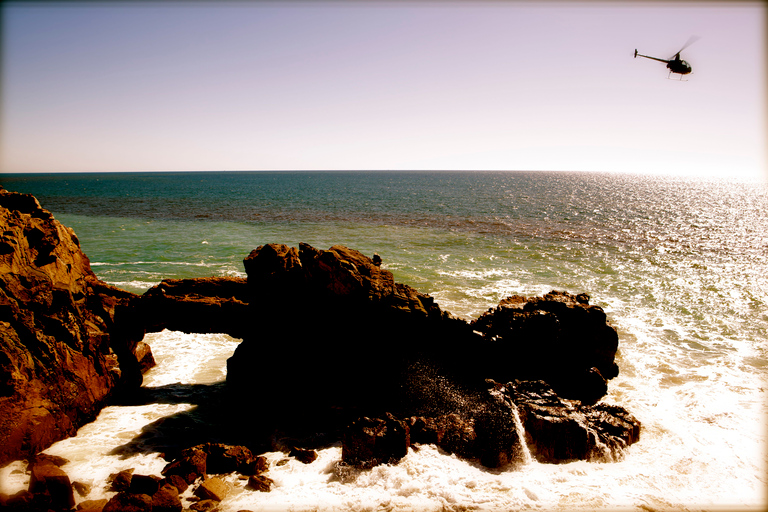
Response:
[161,445,207,484]
[107,468,134,492]
[129,473,162,495]
[161,474,189,494]
[289,446,318,464]
[151,483,183,512]
[102,492,153,512]
[199,443,256,475]
[76,498,108,511]
[246,474,273,492]
[194,477,230,502]
[0,187,151,465]
[28,460,76,510]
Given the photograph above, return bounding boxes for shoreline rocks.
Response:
[1,189,641,480]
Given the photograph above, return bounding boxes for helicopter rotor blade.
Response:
[670,35,700,58]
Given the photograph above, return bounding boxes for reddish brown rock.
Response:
[161,446,207,484]
[151,483,183,512]
[76,498,108,511]
[194,476,230,502]
[289,446,318,464]
[103,492,153,512]
[246,474,273,492]
[28,460,76,510]
[0,187,152,465]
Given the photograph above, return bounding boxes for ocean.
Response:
[1,170,766,511]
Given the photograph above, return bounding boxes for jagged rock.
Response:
[246,474,273,492]
[0,187,152,465]
[161,474,189,494]
[342,413,410,468]
[509,380,640,463]
[409,413,477,458]
[151,483,183,512]
[107,468,134,492]
[161,446,207,484]
[73,480,92,497]
[199,443,257,475]
[194,477,230,502]
[103,492,153,512]
[1,186,638,474]
[470,291,620,403]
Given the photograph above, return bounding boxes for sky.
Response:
[0,1,765,179]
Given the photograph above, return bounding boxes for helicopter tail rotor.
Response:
[634,49,638,58]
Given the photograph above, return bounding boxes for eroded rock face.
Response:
[0,187,152,465]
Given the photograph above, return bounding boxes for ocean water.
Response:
[1,171,766,511]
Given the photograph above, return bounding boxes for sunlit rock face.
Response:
[0,187,151,465]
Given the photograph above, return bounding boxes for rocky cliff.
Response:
[0,187,151,465]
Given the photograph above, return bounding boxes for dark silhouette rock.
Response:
[0,187,152,465]
[342,413,411,468]
[129,473,162,495]
[139,277,251,338]
[470,291,620,403]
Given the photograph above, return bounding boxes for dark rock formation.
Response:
[510,379,641,463]
[342,413,411,468]
[138,277,250,338]
[0,186,639,472]
[0,187,152,465]
[470,291,619,404]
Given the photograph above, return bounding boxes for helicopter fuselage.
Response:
[666,57,691,75]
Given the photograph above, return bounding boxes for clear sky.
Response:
[1,1,765,178]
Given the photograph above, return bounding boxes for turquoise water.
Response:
[2,170,767,510]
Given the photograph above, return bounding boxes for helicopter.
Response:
[634,36,699,80]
